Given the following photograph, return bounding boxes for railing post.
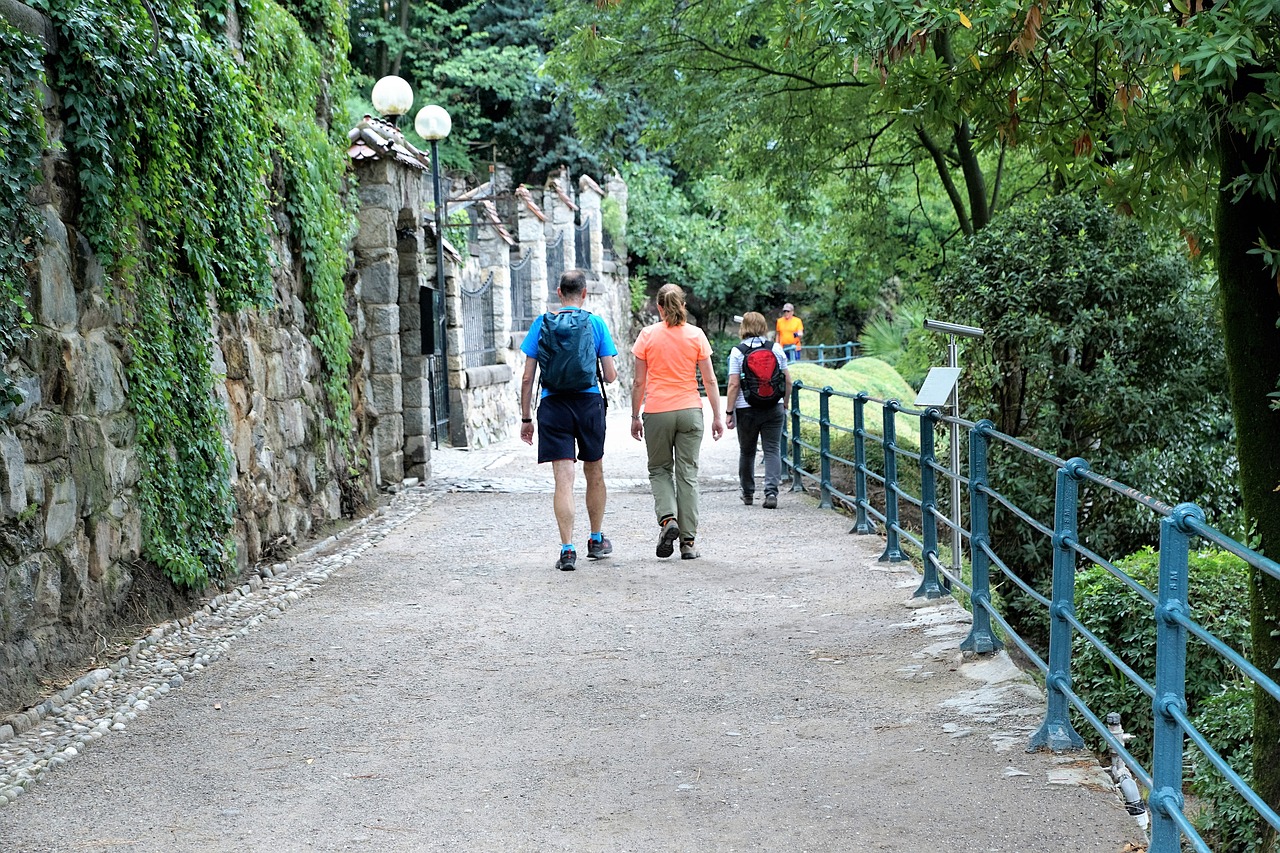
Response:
[879,400,906,562]
[960,420,1001,652]
[1029,457,1088,752]
[817,344,826,366]
[914,409,945,598]
[1149,503,1202,852]
[789,380,804,492]
[852,392,872,534]
[819,388,833,508]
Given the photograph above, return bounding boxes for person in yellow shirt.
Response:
[775,303,804,363]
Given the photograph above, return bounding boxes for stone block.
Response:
[355,207,395,253]
[366,304,399,338]
[276,399,307,447]
[377,449,404,487]
[36,207,77,330]
[403,377,431,409]
[404,434,431,466]
[43,475,77,548]
[83,334,127,415]
[369,373,403,414]
[403,406,431,436]
[0,430,27,516]
[360,262,397,305]
[370,334,403,375]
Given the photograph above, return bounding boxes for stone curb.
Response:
[0,483,442,807]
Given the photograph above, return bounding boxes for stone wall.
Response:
[0,1,634,715]
[0,6,372,712]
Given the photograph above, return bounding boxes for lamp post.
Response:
[370,75,413,125]
[415,104,452,447]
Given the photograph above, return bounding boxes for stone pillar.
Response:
[353,159,404,486]
[579,175,606,282]
[515,187,549,323]
[544,168,578,298]
[476,201,515,363]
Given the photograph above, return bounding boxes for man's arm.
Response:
[519,357,538,445]
[599,355,618,384]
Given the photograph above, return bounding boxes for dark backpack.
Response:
[736,340,786,409]
[537,309,601,394]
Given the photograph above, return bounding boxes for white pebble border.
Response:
[0,483,441,807]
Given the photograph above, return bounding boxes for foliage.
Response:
[935,195,1236,639]
[348,0,645,184]
[244,0,357,446]
[0,21,45,419]
[1189,685,1270,853]
[1072,547,1251,770]
[856,297,930,387]
[32,0,354,587]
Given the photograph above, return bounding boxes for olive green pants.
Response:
[642,407,705,540]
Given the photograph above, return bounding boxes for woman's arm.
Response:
[725,375,740,429]
[698,355,725,441]
[630,358,648,440]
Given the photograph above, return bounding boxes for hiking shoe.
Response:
[587,536,613,560]
[555,548,577,571]
[680,539,700,560]
[741,493,753,506]
[656,517,680,558]
[763,493,778,509]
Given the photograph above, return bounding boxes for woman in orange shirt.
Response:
[630,284,725,559]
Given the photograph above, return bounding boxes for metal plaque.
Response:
[914,367,961,408]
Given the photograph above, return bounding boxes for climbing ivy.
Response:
[0,21,46,418]
[240,0,356,443]
[30,0,356,588]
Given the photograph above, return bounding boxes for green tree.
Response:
[549,0,1280,812]
[939,195,1237,645]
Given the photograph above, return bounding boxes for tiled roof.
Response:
[515,186,547,222]
[548,174,579,212]
[346,115,430,171]
[479,200,516,246]
[579,175,605,197]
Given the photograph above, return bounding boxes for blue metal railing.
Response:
[781,380,1280,852]
[794,341,861,368]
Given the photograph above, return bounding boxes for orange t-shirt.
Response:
[632,321,713,414]
[776,315,804,347]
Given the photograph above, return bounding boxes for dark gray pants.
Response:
[735,404,784,498]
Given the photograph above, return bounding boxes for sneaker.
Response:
[587,536,613,560]
[741,493,753,505]
[555,548,577,571]
[680,539,700,560]
[763,493,778,509]
[656,517,680,558]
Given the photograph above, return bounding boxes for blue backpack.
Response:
[537,309,601,395]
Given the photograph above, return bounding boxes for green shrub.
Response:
[1188,684,1269,852]
[1072,546,1251,770]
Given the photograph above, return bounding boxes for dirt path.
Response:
[0,406,1144,852]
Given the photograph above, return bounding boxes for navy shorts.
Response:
[537,392,606,463]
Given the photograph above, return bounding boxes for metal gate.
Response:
[510,252,534,330]
[575,216,592,272]
[546,232,565,304]
[459,271,497,368]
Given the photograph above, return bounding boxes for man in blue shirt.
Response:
[519,269,619,571]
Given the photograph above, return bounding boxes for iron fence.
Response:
[510,251,534,330]
[781,382,1280,853]
[575,216,592,272]
[794,341,861,368]
[546,232,565,303]
[459,271,497,368]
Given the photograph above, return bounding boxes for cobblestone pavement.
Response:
[0,406,1145,852]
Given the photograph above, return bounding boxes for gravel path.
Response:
[0,406,1144,852]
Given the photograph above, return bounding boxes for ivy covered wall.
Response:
[0,0,371,712]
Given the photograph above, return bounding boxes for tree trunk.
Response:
[1218,89,1280,829]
